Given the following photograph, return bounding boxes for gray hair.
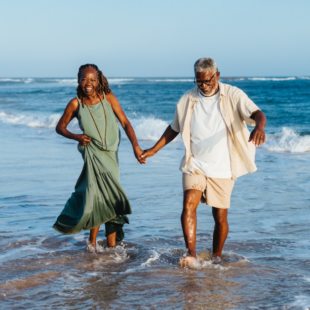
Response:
[194,58,218,74]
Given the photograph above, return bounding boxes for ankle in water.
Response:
[87,239,97,253]
[179,256,201,269]
[211,256,222,264]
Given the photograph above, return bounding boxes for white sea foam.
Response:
[265,127,310,153]
[54,79,77,85]
[0,111,80,130]
[108,78,134,84]
[0,78,34,83]
[0,111,176,142]
[248,77,296,81]
[141,250,160,267]
[147,79,192,82]
[44,78,133,85]
[289,295,310,309]
[0,112,63,129]
[1,110,308,152]
[130,116,181,142]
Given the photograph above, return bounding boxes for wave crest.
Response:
[248,77,296,81]
[266,127,310,153]
[0,111,179,142]
[0,112,64,129]
[130,117,180,141]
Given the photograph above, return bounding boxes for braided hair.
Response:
[76,64,111,107]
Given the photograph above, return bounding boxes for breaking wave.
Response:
[0,112,181,142]
[0,112,63,129]
[248,77,296,81]
[0,78,134,85]
[265,127,310,153]
[1,111,309,151]
[147,79,192,82]
[1,77,309,84]
[42,78,135,85]
[0,78,34,83]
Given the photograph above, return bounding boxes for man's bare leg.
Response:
[181,189,202,259]
[212,207,229,258]
[107,232,117,247]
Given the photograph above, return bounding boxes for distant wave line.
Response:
[1,77,309,84]
[0,111,309,152]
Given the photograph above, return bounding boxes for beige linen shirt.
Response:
[170,82,260,180]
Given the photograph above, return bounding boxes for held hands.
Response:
[139,148,157,163]
[134,146,157,164]
[76,134,92,146]
[249,125,266,147]
[134,146,147,164]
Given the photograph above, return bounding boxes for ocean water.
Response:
[1,77,310,309]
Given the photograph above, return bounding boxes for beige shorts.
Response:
[182,170,235,209]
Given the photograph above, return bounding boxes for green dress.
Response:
[53,94,131,241]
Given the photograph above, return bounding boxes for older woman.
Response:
[53,64,144,250]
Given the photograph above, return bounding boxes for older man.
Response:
[141,58,266,264]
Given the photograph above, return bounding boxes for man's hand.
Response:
[76,134,92,146]
[249,110,267,147]
[249,125,265,147]
[140,148,157,162]
[134,146,146,164]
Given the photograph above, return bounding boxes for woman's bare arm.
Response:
[105,93,145,163]
[56,98,91,146]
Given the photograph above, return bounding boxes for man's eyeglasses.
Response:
[194,72,217,86]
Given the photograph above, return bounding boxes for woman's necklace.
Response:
[87,101,105,120]
[83,95,108,150]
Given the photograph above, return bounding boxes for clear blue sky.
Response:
[1,0,309,77]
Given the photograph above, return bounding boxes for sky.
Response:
[1,0,309,77]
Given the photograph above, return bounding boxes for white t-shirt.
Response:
[190,91,232,178]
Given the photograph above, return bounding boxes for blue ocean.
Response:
[1,76,310,309]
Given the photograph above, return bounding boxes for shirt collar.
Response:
[219,82,226,97]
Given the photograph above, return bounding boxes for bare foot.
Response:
[178,256,196,266]
[87,239,97,253]
[211,255,222,264]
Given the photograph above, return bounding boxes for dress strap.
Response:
[98,92,106,104]
[76,97,82,106]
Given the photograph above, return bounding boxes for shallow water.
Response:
[1,77,310,309]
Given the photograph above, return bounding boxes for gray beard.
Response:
[200,86,218,97]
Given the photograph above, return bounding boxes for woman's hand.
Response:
[134,146,146,164]
[140,148,157,161]
[76,134,92,146]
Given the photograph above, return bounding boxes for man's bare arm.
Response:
[249,110,267,147]
[140,125,179,161]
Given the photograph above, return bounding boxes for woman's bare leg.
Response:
[89,226,100,251]
[107,232,117,247]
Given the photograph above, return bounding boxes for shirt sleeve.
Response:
[170,104,180,133]
[235,90,260,126]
